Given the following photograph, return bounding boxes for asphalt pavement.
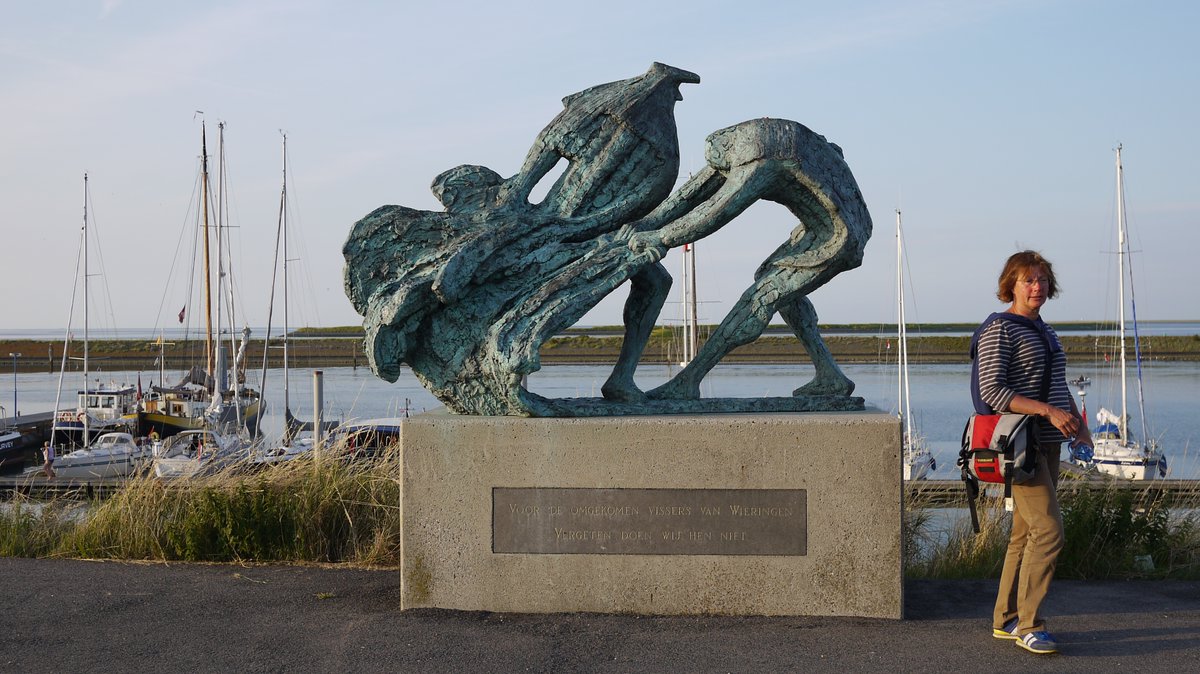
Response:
[2,558,1197,673]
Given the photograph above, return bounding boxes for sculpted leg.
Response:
[648,281,776,399]
[602,262,672,402]
[778,294,854,396]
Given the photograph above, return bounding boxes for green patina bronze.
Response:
[343,63,873,416]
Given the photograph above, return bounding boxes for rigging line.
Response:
[260,136,287,411]
[898,222,921,334]
[150,162,204,340]
[50,207,88,450]
[213,123,250,334]
[1121,185,1152,443]
[82,180,121,338]
[283,149,325,328]
[217,123,239,335]
[216,123,246,430]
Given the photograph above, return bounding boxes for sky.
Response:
[2,0,1198,334]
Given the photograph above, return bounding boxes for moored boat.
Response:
[136,121,261,439]
[895,210,935,481]
[153,429,245,479]
[52,432,149,479]
[1071,145,1167,480]
[0,425,42,474]
[48,174,140,449]
[249,133,331,465]
[53,384,139,446]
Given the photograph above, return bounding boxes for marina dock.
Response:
[0,472,133,498]
[3,411,55,436]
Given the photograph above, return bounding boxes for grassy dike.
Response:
[4,326,1199,373]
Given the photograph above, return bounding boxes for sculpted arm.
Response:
[653,164,762,248]
[503,144,563,205]
[634,166,723,233]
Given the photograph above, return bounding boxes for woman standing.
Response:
[971,250,1091,655]
[41,441,55,478]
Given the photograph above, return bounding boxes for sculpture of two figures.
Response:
[343,63,873,417]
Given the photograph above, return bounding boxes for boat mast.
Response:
[214,121,242,428]
[82,173,91,447]
[896,210,913,445]
[50,181,88,450]
[282,133,291,418]
[687,242,698,363]
[1115,145,1129,442]
[215,122,227,397]
[200,123,215,386]
[680,243,698,364]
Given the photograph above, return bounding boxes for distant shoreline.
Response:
[3,327,1197,372]
[5,319,1199,342]
[290,321,1200,338]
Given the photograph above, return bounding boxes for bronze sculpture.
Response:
[344,63,872,416]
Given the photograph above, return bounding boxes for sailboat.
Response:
[1073,145,1167,480]
[45,175,147,477]
[251,133,334,465]
[54,432,149,479]
[895,210,935,481]
[139,122,261,441]
[154,428,245,479]
[48,175,140,448]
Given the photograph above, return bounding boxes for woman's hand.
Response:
[1073,416,1093,446]
[1008,394,1079,438]
[1042,404,1080,439]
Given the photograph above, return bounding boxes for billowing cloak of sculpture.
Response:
[344,63,873,416]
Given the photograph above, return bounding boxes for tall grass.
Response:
[0,497,80,557]
[6,453,1200,578]
[2,448,403,566]
[907,477,1200,579]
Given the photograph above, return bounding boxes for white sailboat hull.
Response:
[904,449,935,481]
[52,433,149,479]
[1077,147,1170,483]
[251,438,314,465]
[151,429,244,479]
[1085,439,1167,481]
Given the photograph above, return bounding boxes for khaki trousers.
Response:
[993,446,1063,635]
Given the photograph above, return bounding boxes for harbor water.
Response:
[5,359,1197,479]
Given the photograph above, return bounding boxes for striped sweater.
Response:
[974,315,1073,444]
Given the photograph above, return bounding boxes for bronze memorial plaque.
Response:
[493,488,807,555]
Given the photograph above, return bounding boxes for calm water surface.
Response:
[5,361,1197,478]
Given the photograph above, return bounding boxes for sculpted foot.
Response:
[647,376,702,401]
[793,376,855,397]
[601,378,647,403]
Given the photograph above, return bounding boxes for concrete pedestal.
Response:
[398,411,902,617]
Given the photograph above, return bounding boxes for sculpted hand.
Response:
[627,231,667,263]
[616,222,641,241]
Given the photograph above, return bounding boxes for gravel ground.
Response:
[1,558,1197,673]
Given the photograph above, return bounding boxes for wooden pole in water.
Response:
[313,370,324,450]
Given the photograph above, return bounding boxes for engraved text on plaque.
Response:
[493,488,807,555]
